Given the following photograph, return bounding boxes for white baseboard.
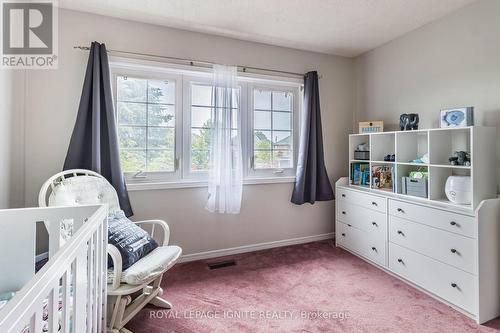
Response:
[180,232,334,263]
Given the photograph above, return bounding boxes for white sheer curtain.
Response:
[205,64,243,214]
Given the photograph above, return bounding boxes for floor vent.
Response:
[207,260,237,270]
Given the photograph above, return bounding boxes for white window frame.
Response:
[246,83,300,179]
[110,67,183,184]
[110,57,302,190]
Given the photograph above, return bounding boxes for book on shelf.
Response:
[351,163,370,186]
[371,165,393,191]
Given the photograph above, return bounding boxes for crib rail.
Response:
[0,205,108,333]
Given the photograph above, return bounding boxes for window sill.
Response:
[126,177,296,191]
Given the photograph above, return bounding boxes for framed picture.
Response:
[440,107,474,128]
[359,121,384,133]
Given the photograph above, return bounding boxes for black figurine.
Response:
[449,151,471,166]
[400,114,419,131]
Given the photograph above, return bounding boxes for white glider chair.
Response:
[39,169,182,333]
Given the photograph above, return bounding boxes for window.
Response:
[116,75,177,174]
[112,62,301,187]
[252,88,294,171]
[186,81,241,177]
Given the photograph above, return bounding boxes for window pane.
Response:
[272,91,292,111]
[191,128,211,151]
[272,112,292,131]
[120,150,146,172]
[192,84,213,106]
[148,127,174,149]
[254,111,271,130]
[148,80,175,104]
[254,130,272,150]
[117,102,146,126]
[147,149,174,172]
[254,150,272,169]
[117,76,147,102]
[192,107,212,128]
[231,108,238,129]
[254,89,271,110]
[148,104,175,127]
[272,131,292,147]
[232,89,240,109]
[118,127,146,148]
[191,150,210,171]
[273,150,292,169]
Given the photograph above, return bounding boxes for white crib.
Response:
[0,204,108,333]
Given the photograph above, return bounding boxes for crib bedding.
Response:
[28,286,73,333]
[2,286,73,333]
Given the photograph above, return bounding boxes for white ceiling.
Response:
[58,0,477,57]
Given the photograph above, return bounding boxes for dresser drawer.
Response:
[337,222,386,267]
[388,200,475,238]
[389,243,475,313]
[337,187,386,213]
[389,216,476,273]
[337,200,387,236]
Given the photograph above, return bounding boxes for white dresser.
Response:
[335,178,500,323]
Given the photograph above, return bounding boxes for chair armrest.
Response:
[134,219,170,246]
[107,244,122,291]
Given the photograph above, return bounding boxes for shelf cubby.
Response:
[396,130,428,163]
[370,133,395,162]
[371,163,395,193]
[349,134,370,161]
[396,164,429,198]
[349,161,370,187]
[429,166,471,208]
[429,128,471,165]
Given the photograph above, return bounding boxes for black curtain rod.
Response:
[73,45,312,79]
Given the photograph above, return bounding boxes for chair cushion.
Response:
[108,211,158,270]
[108,245,182,285]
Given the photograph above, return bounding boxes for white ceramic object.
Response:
[445,175,472,205]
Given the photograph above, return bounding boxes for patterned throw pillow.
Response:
[107,210,158,270]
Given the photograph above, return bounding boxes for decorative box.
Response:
[354,150,370,160]
[401,177,428,198]
[359,121,384,134]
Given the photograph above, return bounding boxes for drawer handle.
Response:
[342,211,346,215]
[342,194,346,198]
[397,208,405,213]
[372,222,378,227]
[397,258,404,264]
[397,230,405,236]
[450,221,460,227]
[371,246,377,252]
[347,224,352,227]
[371,201,378,206]
[341,233,346,237]
[451,283,457,288]
[450,248,457,254]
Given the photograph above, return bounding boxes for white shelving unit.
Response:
[348,126,497,211]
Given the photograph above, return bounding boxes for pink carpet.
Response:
[126,240,500,332]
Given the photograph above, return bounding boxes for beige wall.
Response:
[23,9,354,254]
[354,0,500,192]
[0,70,24,209]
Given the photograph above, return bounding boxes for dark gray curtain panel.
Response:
[291,71,334,205]
[63,41,133,216]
